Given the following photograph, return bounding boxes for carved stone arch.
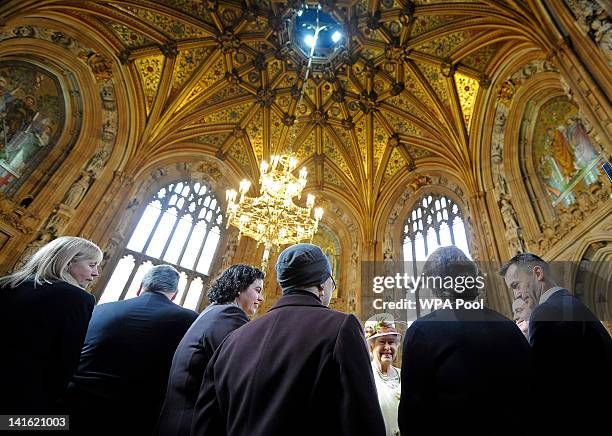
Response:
[503,73,564,238]
[0,17,132,269]
[569,234,612,325]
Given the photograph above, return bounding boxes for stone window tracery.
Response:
[99,181,223,310]
[402,193,471,264]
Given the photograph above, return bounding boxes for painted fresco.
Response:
[0,61,65,192]
[532,96,601,207]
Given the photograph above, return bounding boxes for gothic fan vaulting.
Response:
[0,0,565,237]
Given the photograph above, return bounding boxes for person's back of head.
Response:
[140,264,180,297]
[0,236,102,290]
[275,243,335,306]
[422,245,481,302]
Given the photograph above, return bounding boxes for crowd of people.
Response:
[0,236,610,435]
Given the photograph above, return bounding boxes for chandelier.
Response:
[226,155,324,270]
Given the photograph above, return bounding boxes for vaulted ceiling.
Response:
[2,0,557,233]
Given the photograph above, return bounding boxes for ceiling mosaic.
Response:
[12,0,549,227]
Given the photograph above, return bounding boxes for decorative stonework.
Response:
[528,181,610,252]
[566,0,612,66]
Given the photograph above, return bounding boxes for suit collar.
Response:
[539,286,568,304]
[268,292,327,312]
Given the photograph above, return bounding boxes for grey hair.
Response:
[0,236,103,289]
[141,264,180,294]
[421,246,480,301]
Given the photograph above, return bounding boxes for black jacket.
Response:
[192,292,386,436]
[528,289,611,433]
[0,279,95,414]
[156,303,249,435]
[399,306,532,436]
[66,292,197,435]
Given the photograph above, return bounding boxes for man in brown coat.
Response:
[191,243,385,436]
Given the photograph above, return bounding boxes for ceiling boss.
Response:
[225,155,324,270]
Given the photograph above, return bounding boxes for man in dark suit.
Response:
[500,253,611,434]
[191,243,386,436]
[65,264,197,435]
[399,246,531,436]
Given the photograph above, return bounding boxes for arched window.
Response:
[99,181,223,310]
[401,193,471,318]
[402,193,471,267]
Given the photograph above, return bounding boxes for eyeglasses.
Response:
[330,275,336,292]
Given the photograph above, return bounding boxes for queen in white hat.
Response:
[365,314,401,436]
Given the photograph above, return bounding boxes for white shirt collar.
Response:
[539,286,564,304]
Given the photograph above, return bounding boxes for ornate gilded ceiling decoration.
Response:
[8,0,552,231]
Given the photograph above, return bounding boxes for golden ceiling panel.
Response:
[383,147,408,184]
[416,31,471,58]
[107,22,154,48]
[355,115,368,173]
[373,121,389,172]
[184,55,225,104]
[293,127,316,164]
[200,85,250,107]
[323,134,353,183]
[270,111,283,156]
[218,4,243,28]
[454,72,480,129]
[411,14,465,38]
[266,58,284,83]
[199,101,253,126]
[162,0,215,25]
[380,109,422,136]
[324,163,349,191]
[193,132,231,147]
[122,6,210,39]
[460,42,503,72]
[414,61,449,107]
[227,139,251,176]
[407,143,434,160]
[247,110,264,163]
[241,16,269,33]
[403,70,435,113]
[170,47,213,99]
[134,54,165,115]
[332,128,359,168]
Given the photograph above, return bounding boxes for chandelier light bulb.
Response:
[289,157,298,170]
[307,193,315,208]
[299,167,308,179]
[314,207,324,221]
[226,189,237,204]
[260,160,269,173]
[239,179,251,195]
[331,31,342,43]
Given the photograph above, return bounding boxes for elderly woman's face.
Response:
[370,336,399,366]
[236,278,264,316]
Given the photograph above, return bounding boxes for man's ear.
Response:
[533,265,545,281]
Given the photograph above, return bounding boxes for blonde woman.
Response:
[0,236,102,414]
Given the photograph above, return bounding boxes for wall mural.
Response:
[0,61,64,192]
[532,96,601,208]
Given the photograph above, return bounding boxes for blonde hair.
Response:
[0,236,103,289]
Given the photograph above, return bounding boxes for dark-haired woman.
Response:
[155,264,264,435]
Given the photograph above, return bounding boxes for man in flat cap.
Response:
[191,243,385,436]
